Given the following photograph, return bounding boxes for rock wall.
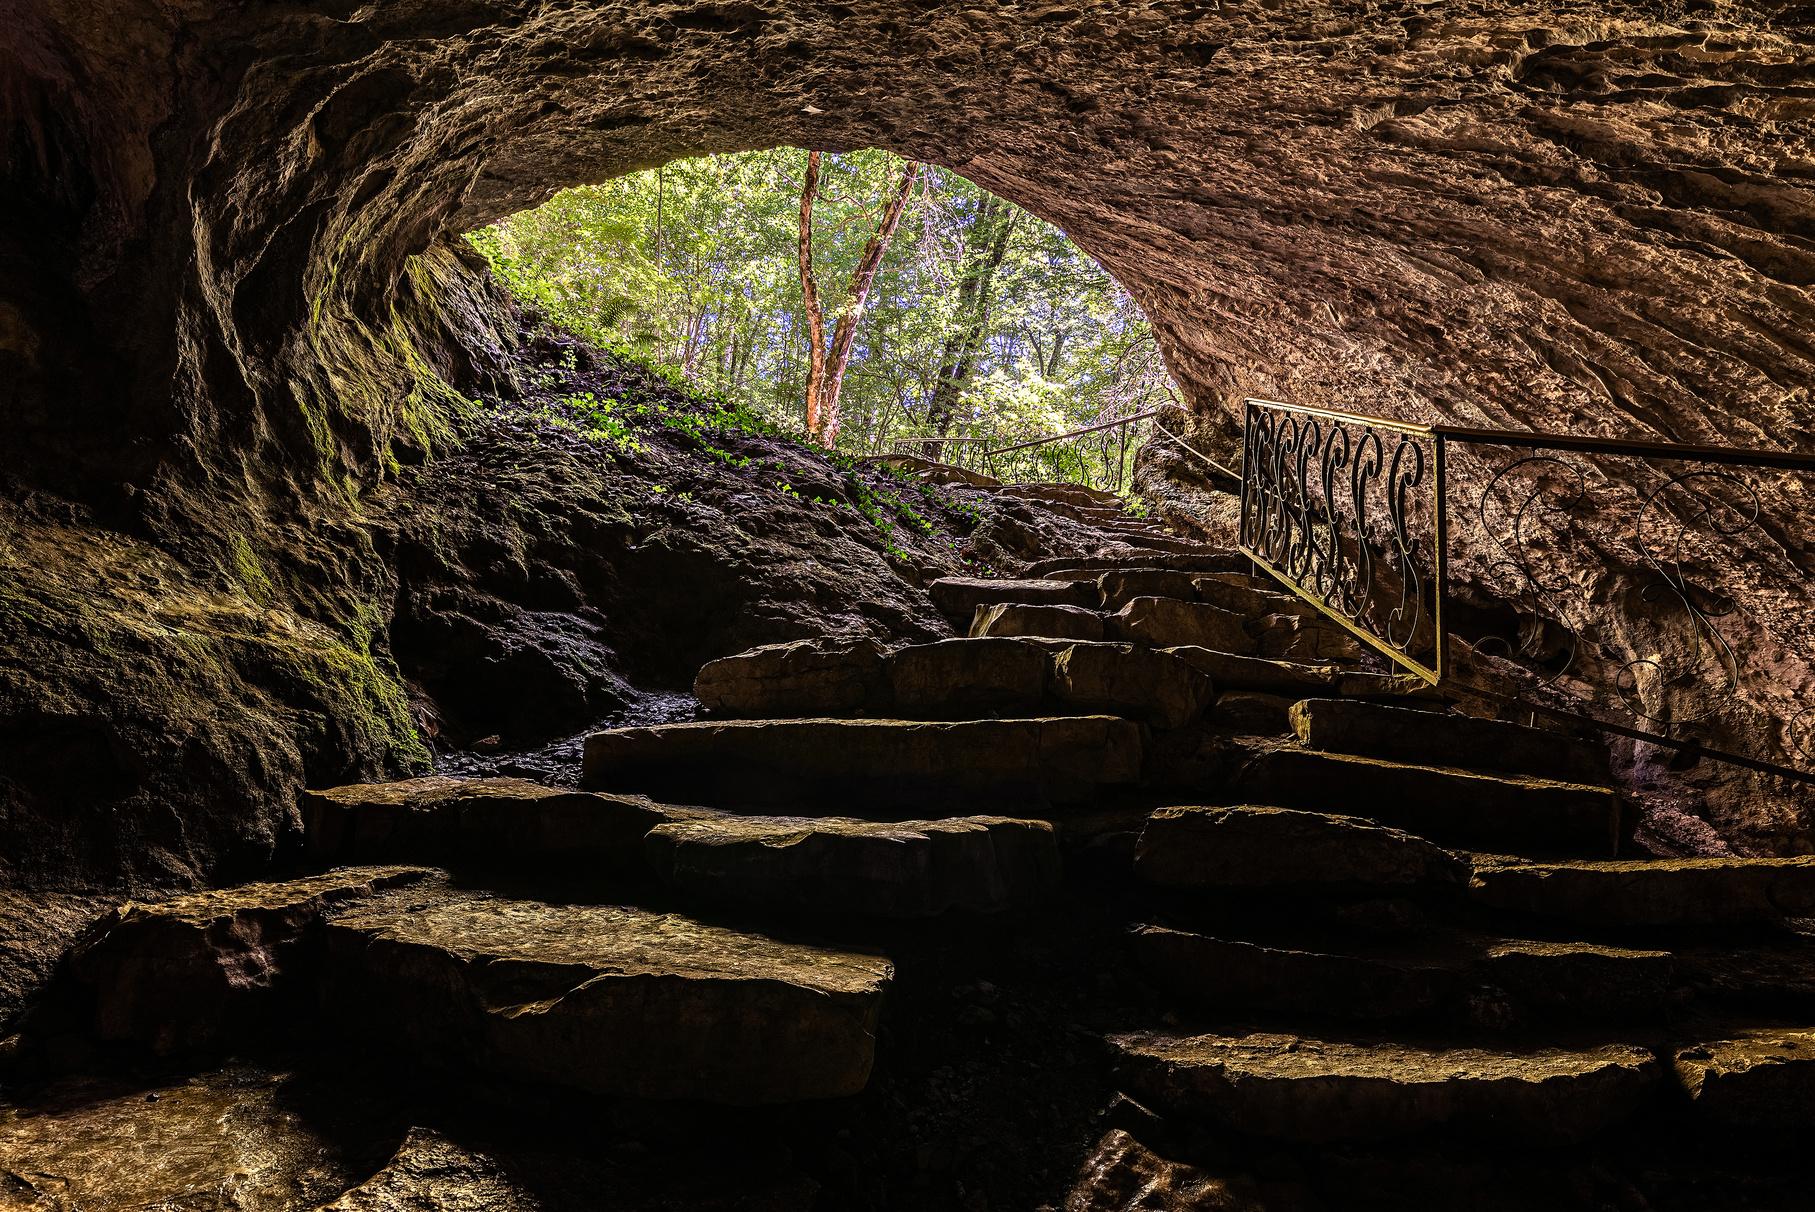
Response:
[2,0,1813,888]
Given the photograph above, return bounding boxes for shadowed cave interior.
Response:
[2,2,1815,1208]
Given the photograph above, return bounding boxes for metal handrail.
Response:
[986,408,1163,457]
[1235,395,1815,781]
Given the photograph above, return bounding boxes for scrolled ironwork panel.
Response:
[1238,399,1443,681]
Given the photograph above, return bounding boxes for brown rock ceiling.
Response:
[3,0,1813,873]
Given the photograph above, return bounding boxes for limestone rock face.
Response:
[321,884,892,1103]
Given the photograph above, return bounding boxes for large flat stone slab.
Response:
[1291,698,1610,784]
[1470,856,1815,926]
[1161,647,1344,694]
[321,884,891,1104]
[1110,1031,1660,1142]
[1673,1028,1815,1131]
[646,813,1059,917]
[1136,804,1466,893]
[970,601,1107,641]
[304,776,707,873]
[1110,597,1251,653]
[582,716,1145,812]
[1049,642,1213,730]
[65,867,431,1054]
[889,636,1048,714]
[928,576,1094,629]
[1221,747,1623,857]
[1132,926,1673,1025]
[694,636,884,717]
[1020,552,1248,580]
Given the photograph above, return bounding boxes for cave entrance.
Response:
[467,147,1178,497]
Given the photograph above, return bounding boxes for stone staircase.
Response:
[27,516,1815,1206]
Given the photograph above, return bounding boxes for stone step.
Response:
[321,879,891,1104]
[698,636,1213,729]
[581,716,1145,813]
[1108,1030,1660,1143]
[644,813,1060,917]
[695,636,885,717]
[1205,745,1623,858]
[1470,855,1815,927]
[927,576,1095,629]
[1019,552,1248,580]
[1110,597,1366,663]
[303,776,697,874]
[990,481,1127,509]
[1291,698,1610,784]
[1131,925,1674,1025]
[1135,805,1467,895]
[970,601,1107,642]
[63,867,433,1055]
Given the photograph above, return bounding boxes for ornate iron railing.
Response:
[1238,397,1815,781]
[890,408,1158,493]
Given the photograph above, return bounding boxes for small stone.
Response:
[1674,1028,1815,1131]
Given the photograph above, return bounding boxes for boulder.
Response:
[645,813,1059,916]
[321,883,891,1103]
[971,601,1108,642]
[65,867,431,1054]
[1136,805,1467,893]
[693,636,885,717]
[1064,1129,1275,1212]
[318,1129,542,1211]
[1049,643,1214,730]
[1110,1031,1661,1142]
[888,637,1049,715]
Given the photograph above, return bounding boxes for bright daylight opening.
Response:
[468,146,1178,494]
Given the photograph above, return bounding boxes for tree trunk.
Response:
[798,150,920,448]
[798,150,830,439]
[818,158,919,447]
[927,196,1019,438]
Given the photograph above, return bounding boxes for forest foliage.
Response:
[468,147,1176,475]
